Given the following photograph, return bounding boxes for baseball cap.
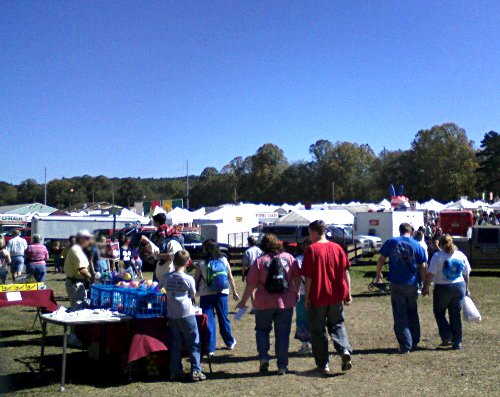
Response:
[76,230,93,239]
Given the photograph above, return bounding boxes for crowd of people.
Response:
[158,219,472,381]
[0,215,475,383]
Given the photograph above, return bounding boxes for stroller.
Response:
[368,277,391,294]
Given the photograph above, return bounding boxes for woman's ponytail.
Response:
[439,234,457,254]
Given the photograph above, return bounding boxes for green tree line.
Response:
[1,123,498,210]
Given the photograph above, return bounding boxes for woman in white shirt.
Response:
[194,240,239,357]
[422,235,471,350]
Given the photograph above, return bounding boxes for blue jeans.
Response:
[10,256,24,274]
[28,264,46,282]
[433,282,466,345]
[168,316,201,375]
[391,283,420,352]
[200,294,235,353]
[255,307,293,370]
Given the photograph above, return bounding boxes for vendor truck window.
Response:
[262,227,296,236]
[476,229,499,245]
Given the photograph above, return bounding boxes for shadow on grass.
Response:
[0,351,129,394]
[295,369,345,379]
[352,292,391,298]
[0,335,61,349]
[205,354,260,364]
[0,329,41,339]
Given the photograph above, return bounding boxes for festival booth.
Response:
[274,209,354,226]
[166,207,195,226]
[446,198,481,210]
[35,278,210,391]
[419,199,447,212]
[194,204,276,246]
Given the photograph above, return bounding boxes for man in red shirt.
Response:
[302,220,353,373]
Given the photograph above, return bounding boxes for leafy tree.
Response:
[248,144,288,202]
[410,123,478,201]
[200,167,219,180]
[309,140,377,202]
[0,182,18,205]
[116,178,144,207]
[17,179,43,203]
[373,149,413,199]
[309,139,334,164]
[476,131,500,195]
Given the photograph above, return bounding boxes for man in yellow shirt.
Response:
[64,230,93,308]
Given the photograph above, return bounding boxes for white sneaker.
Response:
[277,367,288,375]
[317,364,330,374]
[228,340,237,350]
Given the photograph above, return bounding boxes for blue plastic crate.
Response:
[89,284,115,308]
[122,289,165,318]
[89,284,102,307]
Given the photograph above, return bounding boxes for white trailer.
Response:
[354,211,424,243]
[31,216,146,242]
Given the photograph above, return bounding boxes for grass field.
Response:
[0,265,499,397]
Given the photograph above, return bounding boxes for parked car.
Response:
[182,231,229,261]
[328,226,382,254]
[3,227,31,245]
[260,224,374,255]
[0,224,26,236]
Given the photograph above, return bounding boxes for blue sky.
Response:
[1,1,499,184]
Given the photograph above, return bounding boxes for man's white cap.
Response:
[76,230,93,238]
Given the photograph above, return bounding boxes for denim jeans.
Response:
[200,293,235,353]
[255,307,293,370]
[28,264,46,282]
[433,282,466,345]
[10,256,24,274]
[308,303,352,367]
[168,316,201,375]
[391,283,420,352]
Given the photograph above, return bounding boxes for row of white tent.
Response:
[150,198,500,227]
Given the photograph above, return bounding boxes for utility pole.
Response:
[111,183,117,242]
[186,160,190,210]
[332,181,335,203]
[44,167,47,205]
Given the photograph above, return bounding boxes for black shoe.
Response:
[259,360,269,373]
[438,340,451,348]
[341,352,352,371]
[452,343,462,350]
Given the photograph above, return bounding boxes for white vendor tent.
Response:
[489,201,500,210]
[420,199,447,212]
[166,207,195,225]
[274,209,354,226]
[446,198,480,210]
[378,199,391,210]
[119,208,150,224]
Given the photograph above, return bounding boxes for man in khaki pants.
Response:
[63,230,93,346]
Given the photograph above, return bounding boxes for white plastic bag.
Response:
[463,296,481,322]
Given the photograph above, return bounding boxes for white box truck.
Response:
[31,215,145,242]
[354,211,424,243]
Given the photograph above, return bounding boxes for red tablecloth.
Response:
[76,314,209,364]
[0,289,58,312]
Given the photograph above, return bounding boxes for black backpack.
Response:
[265,256,289,294]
